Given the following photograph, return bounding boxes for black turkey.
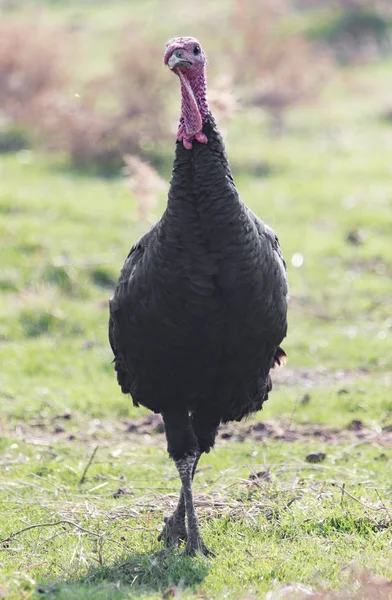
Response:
[109,36,288,556]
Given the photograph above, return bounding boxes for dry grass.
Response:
[208,74,237,136]
[112,24,172,147]
[0,5,337,169]
[0,21,173,174]
[230,0,332,131]
[38,93,119,173]
[298,0,392,64]
[266,568,392,598]
[0,1,390,169]
[296,0,392,12]
[43,25,173,174]
[123,154,166,226]
[1,422,391,597]
[0,20,69,125]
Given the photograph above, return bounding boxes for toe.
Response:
[158,516,187,546]
[182,544,197,557]
[201,543,214,557]
[183,536,212,557]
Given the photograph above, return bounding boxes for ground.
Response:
[1,2,392,599]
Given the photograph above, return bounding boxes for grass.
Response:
[1,2,392,598]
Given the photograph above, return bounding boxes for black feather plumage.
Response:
[109,109,288,553]
[109,113,287,436]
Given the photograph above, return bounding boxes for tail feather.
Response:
[273,346,287,368]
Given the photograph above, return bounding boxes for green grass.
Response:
[1,3,392,598]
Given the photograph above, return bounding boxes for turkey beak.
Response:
[167,50,193,70]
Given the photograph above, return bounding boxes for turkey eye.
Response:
[193,45,200,55]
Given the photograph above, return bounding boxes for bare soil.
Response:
[3,411,392,448]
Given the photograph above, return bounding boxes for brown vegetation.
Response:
[297,0,392,64]
[0,20,172,173]
[123,154,166,225]
[38,26,173,174]
[229,0,332,132]
[2,0,390,169]
[0,20,69,124]
[266,568,392,599]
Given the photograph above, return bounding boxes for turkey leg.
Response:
[158,454,200,546]
[175,455,211,556]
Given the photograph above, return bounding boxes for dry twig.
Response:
[1,519,123,548]
[79,445,99,485]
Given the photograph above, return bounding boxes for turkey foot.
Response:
[158,511,187,546]
[183,531,212,557]
[158,485,187,546]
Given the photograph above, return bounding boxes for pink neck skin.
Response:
[176,68,209,150]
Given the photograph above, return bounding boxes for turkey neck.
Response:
[165,115,243,242]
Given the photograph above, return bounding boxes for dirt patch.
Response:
[1,364,391,448]
[3,412,392,449]
[236,419,392,447]
[271,366,372,388]
[119,414,392,448]
[123,413,165,434]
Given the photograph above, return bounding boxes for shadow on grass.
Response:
[41,549,210,598]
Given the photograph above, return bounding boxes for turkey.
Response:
[109,36,288,556]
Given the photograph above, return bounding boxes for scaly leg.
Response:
[157,488,186,546]
[158,455,200,546]
[160,408,212,556]
[175,455,211,556]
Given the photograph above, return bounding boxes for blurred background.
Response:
[1,0,391,396]
[1,1,392,596]
[1,0,392,173]
[0,0,391,424]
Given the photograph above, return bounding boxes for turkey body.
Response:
[109,115,288,433]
